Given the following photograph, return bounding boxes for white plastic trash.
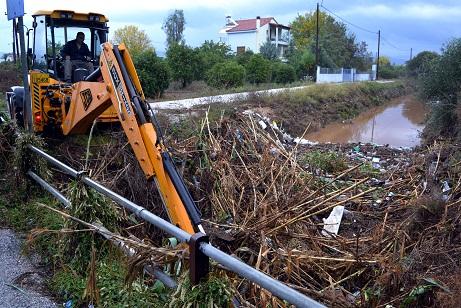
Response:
[322,205,345,237]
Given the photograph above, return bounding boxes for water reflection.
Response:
[305,95,428,147]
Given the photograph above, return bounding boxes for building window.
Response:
[237,46,246,54]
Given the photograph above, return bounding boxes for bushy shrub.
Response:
[133,50,170,98]
[406,51,438,78]
[378,65,405,79]
[235,50,254,67]
[206,61,245,88]
[272,62,296,84]
[194,40,231,80]
[246,54,271,84]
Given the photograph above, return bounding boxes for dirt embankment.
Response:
[157,81,409,140]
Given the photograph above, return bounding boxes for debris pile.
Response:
[174,112,461,307]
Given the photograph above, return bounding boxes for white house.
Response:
[219,16,290,58]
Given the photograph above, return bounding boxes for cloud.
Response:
[339,3,461,20]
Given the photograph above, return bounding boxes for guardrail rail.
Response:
[27,144,325,308]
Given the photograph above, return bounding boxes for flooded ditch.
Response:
[305,95,428,148]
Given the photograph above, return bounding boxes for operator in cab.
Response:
[61,32,94,82]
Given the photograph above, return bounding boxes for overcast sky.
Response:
[1,0,461,64]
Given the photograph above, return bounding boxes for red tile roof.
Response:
[227,17,274,32]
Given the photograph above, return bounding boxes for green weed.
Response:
[302,150,348,174]
[169,271,233,308]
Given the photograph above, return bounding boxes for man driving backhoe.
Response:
[61,32,94,82]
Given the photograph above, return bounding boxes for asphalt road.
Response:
[0,229,57,308]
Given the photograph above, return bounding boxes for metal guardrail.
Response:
[27,145,325,308]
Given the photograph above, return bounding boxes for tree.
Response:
[286,43,315,78]
[133,50,170,98]
[419,39,461,140]
[162,9,186,48]
[194,40,231,80]
[290,11,369,69]
[259,40,278,60]
[206,61,245,88]
[378,56,391,67]
[421,39,461,104]
[350,41,373,71]
[235,50,254,67]
[406,51,438,77]
[166,43,195,88]
[246,54,271,84]
[113,25,154,57]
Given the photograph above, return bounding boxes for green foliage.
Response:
[163,9,186,48]
[51,258,166,307]
[259,40,278,60]
[290,11,371,69]
[112,25,154,58]
[424,101,458,141]
[13,133,50,187]
[401,278,448,308]
[272,62,296,84]
[376,56,405,79]
[133,50,170,98]
[65,181,119,273]
[97,260,166,307]
[351,41,373,71]
[169,272,233,308]
[246,54,271,84]
[359,162,380,177]
[378,56,391,67]
[302,150,348,174]
[421,38,461,103]
[193,40,231,80]
[420,38,461,140]
[379,64,404,79]
[287,46,315,78]
[235,50,254,67]
[206,61,245,88]
[406,51,438,77]
[166,43,196,88]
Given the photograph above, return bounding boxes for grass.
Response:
[158,79,314,101]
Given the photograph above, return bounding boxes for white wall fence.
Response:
[316,65,377,83]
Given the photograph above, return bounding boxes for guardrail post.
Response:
[189,232,209,285]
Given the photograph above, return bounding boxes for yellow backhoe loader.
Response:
[6,10,202,235]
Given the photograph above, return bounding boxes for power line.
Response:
[381,36,410,52]
[320,4,378,35]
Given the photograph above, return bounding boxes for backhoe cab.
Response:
[6,10,116,130]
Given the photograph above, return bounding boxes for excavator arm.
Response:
[61,42,202,234]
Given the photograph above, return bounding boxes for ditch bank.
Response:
[239,81,408,137]
[154,80,408,139]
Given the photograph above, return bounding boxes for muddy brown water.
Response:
[305,95,428,148]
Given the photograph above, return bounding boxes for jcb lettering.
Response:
[32,74,50,84]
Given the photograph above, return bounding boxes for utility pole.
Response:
[315,2,320,76]
[376,30,380,81]
[410,48,413,61]
[7,0,32,131]
[12,19,17,62]
[17,16,32,132]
